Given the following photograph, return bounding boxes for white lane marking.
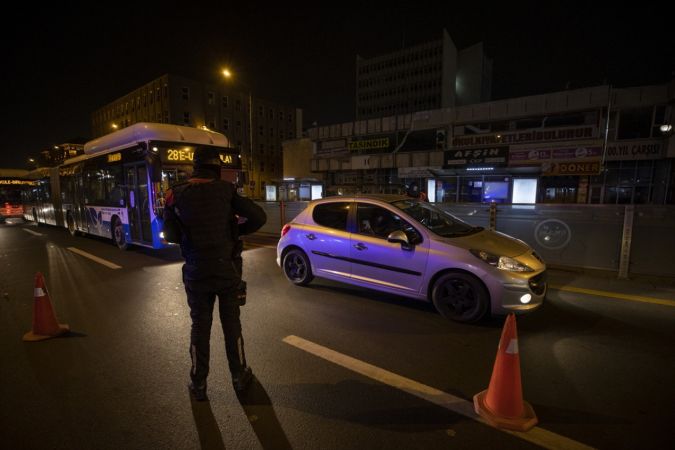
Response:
[67,247,122,269]
[22,228,43,236]
[283,335,595,450]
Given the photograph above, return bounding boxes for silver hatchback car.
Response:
[276,195,546,323]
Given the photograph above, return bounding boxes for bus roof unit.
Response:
[84,123,230,156]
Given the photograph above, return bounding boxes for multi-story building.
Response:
[37,143,84,167]
[91,74,303,199]
[305,81,675,204]
[356,29,492,119]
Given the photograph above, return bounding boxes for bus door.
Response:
[124,163,153,243]
[72,171,87,231]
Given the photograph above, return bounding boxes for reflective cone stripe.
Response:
[23,272,69,342]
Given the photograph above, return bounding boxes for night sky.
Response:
[2,3,673,168]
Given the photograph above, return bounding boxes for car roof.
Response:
[313,194,410,204]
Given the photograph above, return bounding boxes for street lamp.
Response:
[221,67,255,198]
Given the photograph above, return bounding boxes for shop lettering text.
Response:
[453,126,595,147]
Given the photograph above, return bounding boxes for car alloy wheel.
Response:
[431,272,488,323]
[283,249,313,286]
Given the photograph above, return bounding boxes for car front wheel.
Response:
[282,248,314,286]
[431,272,489,323]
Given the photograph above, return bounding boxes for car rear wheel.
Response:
[282,248,313,286]
[431,272,489,323]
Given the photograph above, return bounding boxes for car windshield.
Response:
[391,199,482,237]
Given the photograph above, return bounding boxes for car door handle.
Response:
[305,233,316,240]
[353,243,367,251]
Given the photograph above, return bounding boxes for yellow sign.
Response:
[166,148,194,162]
[348,137,390,151]
[107,153,122,162]
[0,179,37,186]
[542,161,601,176]
[220,154,233,164]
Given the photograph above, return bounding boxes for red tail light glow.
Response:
[281,224,291,237]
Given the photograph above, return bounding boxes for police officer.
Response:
[162,146,266,401]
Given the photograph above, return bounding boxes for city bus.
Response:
[22,123,241,249]
[0,169,34,221]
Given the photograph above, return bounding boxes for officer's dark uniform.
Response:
[162,147,266,400]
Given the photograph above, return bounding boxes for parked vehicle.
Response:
[277,195,546,323]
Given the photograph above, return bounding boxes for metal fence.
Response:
[255,201,675,278]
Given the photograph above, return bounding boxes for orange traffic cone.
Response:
[473,313,537,431]
[23,272,69,342]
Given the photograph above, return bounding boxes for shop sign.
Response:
[605,140,664,160]
[452,125,597,148]
[542,161,601,176]
[443,146,509,168]
[509,145,602,166]
[348,134,395,152]
[316,139,348,156]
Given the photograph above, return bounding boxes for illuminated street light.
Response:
[221,67,255,198]
[660,124,672,133]
[112,123,119,130]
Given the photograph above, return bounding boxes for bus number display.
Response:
[167,148,194,162]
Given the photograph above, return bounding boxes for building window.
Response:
[259,125,264,136]
[259,162,265,172]
[279,111,284,121]
[207,91,215,105]
[235,100,241,112]
[156,88,161,102]
[182,87,190,101]
[183,112,191,125]
[618,107,652,139]
[222,96,229,108]
[223,118,229,131]
[259,106,264,116]
[268,108,274,119]
[208,120,216,129]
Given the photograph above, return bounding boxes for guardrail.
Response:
[254,201,675,279]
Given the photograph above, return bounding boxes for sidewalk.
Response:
[547,266,675,303]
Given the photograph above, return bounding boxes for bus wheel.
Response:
[112,216,128,250]
[67,212,78,236]
[32,209,41,226]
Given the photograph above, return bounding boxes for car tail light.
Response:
[281,224,291,237]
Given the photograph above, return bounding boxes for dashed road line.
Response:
[549,284,675,307]
[22,228,43,236]
[67,247,122,269]
[283,335,595,450]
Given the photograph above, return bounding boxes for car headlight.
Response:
[470,249,534,272]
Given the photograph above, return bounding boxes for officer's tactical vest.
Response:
[171,179,237,261]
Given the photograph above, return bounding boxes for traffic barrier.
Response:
[473,313,537,431]
[23,272,69,342]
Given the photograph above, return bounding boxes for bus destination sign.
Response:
[161,147,239,168]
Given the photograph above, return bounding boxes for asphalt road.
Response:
[1,219,674,450]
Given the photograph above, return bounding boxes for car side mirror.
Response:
[387,230,413,251]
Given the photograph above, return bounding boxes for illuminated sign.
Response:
[161,147,239,168]
[107,152,122,162]
[0,179,37,186]
[166,148,194,162]
[348,137,391,151]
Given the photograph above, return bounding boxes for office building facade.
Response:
[355,29,492,119]
[91,74,303,199]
